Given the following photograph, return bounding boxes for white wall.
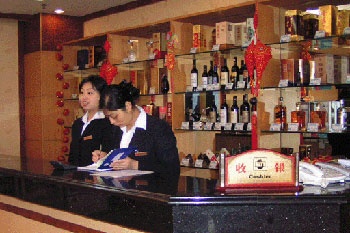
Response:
[0,19,20,156]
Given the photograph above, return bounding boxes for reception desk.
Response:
[0,155,350,233]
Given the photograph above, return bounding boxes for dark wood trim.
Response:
[18,21,26,160]
[0,201,105,233]
[0,13,34,21]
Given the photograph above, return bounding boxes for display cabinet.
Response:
[60,0,349,159]
[258,35,350,156]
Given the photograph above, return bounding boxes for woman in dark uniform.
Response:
[92,81,180,177]
[68,75,113,166]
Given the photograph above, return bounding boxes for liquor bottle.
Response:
[191,59,198,92]
[310,102,327,131]
[240,94,250,123]
[220,93,228,124]
[209,99,217,123]
[202,65,208,91]
[212,65,219,84]
[208,61,214,85]
[230,57,239,90]
[291,102,306,131]
[220,58,229,90]
[241,60,249,89]
[337,99,348,130]
[230,95,239,123]
[160,73,169,94]
[274,97,287,130]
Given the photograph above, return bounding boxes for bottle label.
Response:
[230,110,238,123]
[220,72,228,85]
[220,109,227,124]
[242,111,249,123]
[208,76,213,85]
[202,76,208,88]
[191,73,198,87]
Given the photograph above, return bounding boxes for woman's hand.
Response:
[92,150,107,163]
[110,157,138,170]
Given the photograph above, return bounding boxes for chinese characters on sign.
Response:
[225,150,296,188]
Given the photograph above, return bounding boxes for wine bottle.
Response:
[160,73,169,94]
[241,60,249,89]
[220,93,228,124]
[212,65,219,85]
[274,97,287,130]
[238,60,244,82]
[202,65,208,91]
[240,94,250,123]
[208,61,214,85]
[230,57,239,90]
[209,98,217,123]
[191,59,198,92]
[220,58,229,90]
[230,96,239,123]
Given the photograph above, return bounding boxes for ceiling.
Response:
[0,0,139,17]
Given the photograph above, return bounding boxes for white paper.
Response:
[91,170,154,178]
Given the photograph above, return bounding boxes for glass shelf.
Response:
[261,130,348,134]
[174,88,250,95]
[262,84,335,90]
[175,128,251,134]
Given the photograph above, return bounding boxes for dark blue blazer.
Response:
[68,117,114,166]
[112,114,180,177]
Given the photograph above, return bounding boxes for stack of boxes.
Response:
[192,18,254,50]
[281,5,350,86]
[214,20,252,47]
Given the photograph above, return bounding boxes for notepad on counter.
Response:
[78,147,137,171]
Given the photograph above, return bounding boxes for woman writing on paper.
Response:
[68,75,114,166]
[92,81,180,177]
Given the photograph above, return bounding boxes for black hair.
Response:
[101,80,140,110]
[79,75,107,108]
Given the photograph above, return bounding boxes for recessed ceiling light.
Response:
[55,8,64,14]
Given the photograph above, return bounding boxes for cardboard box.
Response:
[314,54,334,84]
[245,18,255,46]
[281,59,297,85]
[336,10,350,36]
[328,101,341,130]
[318,5,337,36]
[334,56,349,84]
[152,33,166,51]
[233,22,247,46]
[166,102,172,127]
[215,21,235,45]
[302,13,318,39]
[285,10,304,36]
[193,25,207,50]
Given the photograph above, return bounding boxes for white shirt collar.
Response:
[120,105,147,133]
[82,110,105,124]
